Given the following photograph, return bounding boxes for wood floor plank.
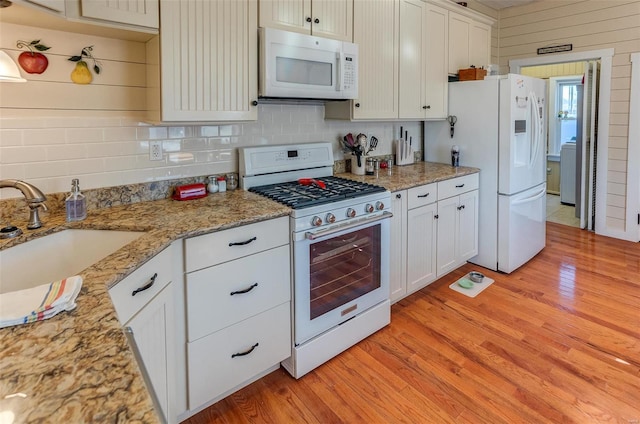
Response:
[183,223,640,424]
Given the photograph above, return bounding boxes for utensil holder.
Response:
[351,156,365,175]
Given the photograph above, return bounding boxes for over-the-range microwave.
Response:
[259,27,358,101]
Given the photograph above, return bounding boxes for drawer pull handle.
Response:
[231,342,259,358]
[457,205,466,210]
[131,273,157,296]
[455,184,465,188]
[417,193,430,198]
[230,283,258,296]
[229,236,257,247]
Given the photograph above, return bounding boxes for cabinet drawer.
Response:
[187,302,291,409]
[186,245,291,341]
[109,247,172,325]
[407,183,437,209]
[185,217,289,273]
[437,173,479,200]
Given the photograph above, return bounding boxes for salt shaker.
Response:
[217,175,227,192]
[207,175,218,193]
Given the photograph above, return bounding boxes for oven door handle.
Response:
[305,211,393,240]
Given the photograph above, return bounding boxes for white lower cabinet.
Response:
[389,191,408,301]
[182,217,291,415]
[187,303,291,408]
[436,174,479,277]
[407,201,438,294]
[109,245,176,423]
[390,173,479,303]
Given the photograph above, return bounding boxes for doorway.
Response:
[520,62,599,230]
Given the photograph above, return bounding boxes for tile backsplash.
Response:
[0,105,421,200]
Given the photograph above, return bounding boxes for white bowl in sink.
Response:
[0,229,143,294]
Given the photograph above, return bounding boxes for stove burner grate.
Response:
[249,176,386,209]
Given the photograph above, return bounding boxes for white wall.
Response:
[0,22,420,200]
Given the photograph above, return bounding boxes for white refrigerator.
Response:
[424,74,547,273]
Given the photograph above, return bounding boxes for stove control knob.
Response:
[311,216,323,227]
[346,208,356,218]
[365,203,374,213]
[326,213,336,224]
[375,201,385,210]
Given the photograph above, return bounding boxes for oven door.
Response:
[292,212,391,345]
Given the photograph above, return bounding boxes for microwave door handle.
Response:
[336,52,343,92]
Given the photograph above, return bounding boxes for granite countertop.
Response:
[0,190,290,424]
[336,161,479,191]
[0,161,477,423]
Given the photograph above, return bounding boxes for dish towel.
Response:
[0,276,83,329]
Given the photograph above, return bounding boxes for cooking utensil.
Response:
[298,178,326,189]
[345,133,355,147]
[368,136,379,154]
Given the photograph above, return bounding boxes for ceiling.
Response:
[474,0,538,9]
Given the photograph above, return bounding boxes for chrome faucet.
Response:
[0,179,48,229]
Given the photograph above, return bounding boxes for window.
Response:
[548,76,582,156]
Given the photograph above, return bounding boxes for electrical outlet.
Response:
[149,141,163,161]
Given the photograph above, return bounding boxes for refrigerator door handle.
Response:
[512,186,546,206]
[528,92,542,169]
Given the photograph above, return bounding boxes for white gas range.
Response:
[239,142,392,378]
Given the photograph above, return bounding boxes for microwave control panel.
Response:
[341,54,356,92]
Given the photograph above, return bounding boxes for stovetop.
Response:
[249,176,386,209]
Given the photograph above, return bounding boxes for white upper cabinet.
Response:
[155,0,258,122]
[351,0,398,119]
[398,0,425,120]
[448,10,491,74]
[259,0,353,42]
[398,0,449,120]
[79,0,159,28]
[424,2,448,119]
[13,0,159,34]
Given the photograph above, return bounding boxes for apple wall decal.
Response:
[16,40,50,74]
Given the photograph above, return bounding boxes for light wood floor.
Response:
[184,222,640,424]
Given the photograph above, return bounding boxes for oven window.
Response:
[309,226,381,320]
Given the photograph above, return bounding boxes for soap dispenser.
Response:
[66,178,87,222]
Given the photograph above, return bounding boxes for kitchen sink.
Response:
[0,229,143,294]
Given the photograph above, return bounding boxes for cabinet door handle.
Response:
[306,16,312,22]
[434,214,439,219]
[396,193,402,199]
[457,205,466,210]
[314,18,320,24]
[251,100,258,106]
[423,105,431,109]
[230,283,258,296]
[417,193,430,198]
[455,184,465,188]
[131,273,157,296]
[231,342,259,358]
[355,102,361,108]
[229,236,257,247]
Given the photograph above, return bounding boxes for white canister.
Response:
[351,155,365,175]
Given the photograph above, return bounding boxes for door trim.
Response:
[628,52,640,242]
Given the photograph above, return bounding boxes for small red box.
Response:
[172,183,207,201]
